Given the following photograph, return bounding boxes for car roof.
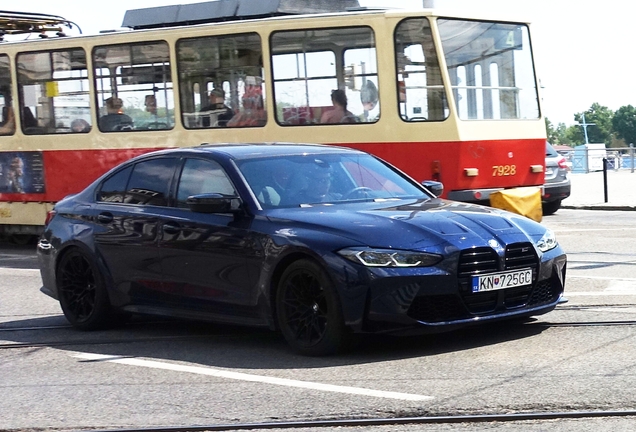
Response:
[145,142,367,161]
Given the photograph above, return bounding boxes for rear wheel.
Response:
[542,199,561,215]
[57,248,113,330]
[276,259,349,356]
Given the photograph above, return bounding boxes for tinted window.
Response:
[176,158,236,208]
[125,158,177,206]
[97,166,132,202]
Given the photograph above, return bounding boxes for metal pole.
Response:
[602,158,608,203]
[631,143,634,174]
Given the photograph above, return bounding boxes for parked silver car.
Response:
[543,142,571,215]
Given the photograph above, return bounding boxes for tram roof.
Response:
[122,0,363,30]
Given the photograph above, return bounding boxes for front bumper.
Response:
[356,248,567,335]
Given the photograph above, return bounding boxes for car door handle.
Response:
[162,222,182,234]
[96,212,113,224]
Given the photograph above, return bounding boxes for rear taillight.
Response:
[557,157,569,170]
[44,210,57,226]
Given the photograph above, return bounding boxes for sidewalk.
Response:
[561,169,636,210]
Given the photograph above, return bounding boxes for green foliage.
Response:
[545,117,573,145]
[612,105,636,145]
[573,103,614,145]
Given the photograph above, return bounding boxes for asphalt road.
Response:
[2,209,636,431]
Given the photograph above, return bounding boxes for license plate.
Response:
[472,268,533,293]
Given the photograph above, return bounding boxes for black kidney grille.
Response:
[458,247,499,277]
[505,242,538,270]
[503,285,533,308]
[456,243,540,315]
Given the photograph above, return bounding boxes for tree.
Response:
[612,105,636,146]
[572,103,614,145]
[545,117,573,145]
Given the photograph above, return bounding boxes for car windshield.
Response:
[236,152,429,207]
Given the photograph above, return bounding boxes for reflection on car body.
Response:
[37,143,567,356]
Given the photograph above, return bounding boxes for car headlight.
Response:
[537,228,558,252]
[337,247,442,267]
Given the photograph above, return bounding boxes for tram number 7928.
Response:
[492,165,517,176]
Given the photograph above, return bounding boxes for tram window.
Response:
[394,18,448,122]
[0,55,14,136]
[93,41,174,132]
[438,19,539,120]
[177,33,266,129]
[271,26,379,126]
[16,49,91,135]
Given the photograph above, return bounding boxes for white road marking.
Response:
[566,275,636,296]
[72,353,434,401]
[0,267,40,275]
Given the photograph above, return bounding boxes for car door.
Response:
[156,157,262,322]
[92,157,179,306]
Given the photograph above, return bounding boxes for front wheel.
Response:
[57,248,114,330]
[276,259,349,356]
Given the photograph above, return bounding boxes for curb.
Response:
[561,204,636,211]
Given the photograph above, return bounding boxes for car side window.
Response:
[97,166,132,203]
[176,158,235,208]
[124,158,178,206]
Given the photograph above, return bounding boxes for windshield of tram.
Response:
[437,19,539,121]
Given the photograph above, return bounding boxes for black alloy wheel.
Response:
[57,248,113,330]
[276,259,349,356]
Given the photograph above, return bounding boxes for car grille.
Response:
[457,243,539,314]
[407,243,546,323]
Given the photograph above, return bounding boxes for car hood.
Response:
[268,198,546,252]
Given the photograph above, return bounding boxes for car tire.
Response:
[57,248,114,330]
[276,259,349,356]
[542,199,561,216]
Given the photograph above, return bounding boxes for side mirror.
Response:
[422,180,443,197]
[186,193,242,214]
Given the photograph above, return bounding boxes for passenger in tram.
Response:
[199,88,233,127]
[21,106,38,130]
[360,81,379,122]
[227,86,266,128]
[98,97,134,132]
[320,89,357,124]
[71,118,91,133]
[144,95,157,115]
[0,105,15,135]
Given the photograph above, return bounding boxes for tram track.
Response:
[80,409,636,431]
[3,317,636,350]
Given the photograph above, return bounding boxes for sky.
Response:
[5,0,635,126]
